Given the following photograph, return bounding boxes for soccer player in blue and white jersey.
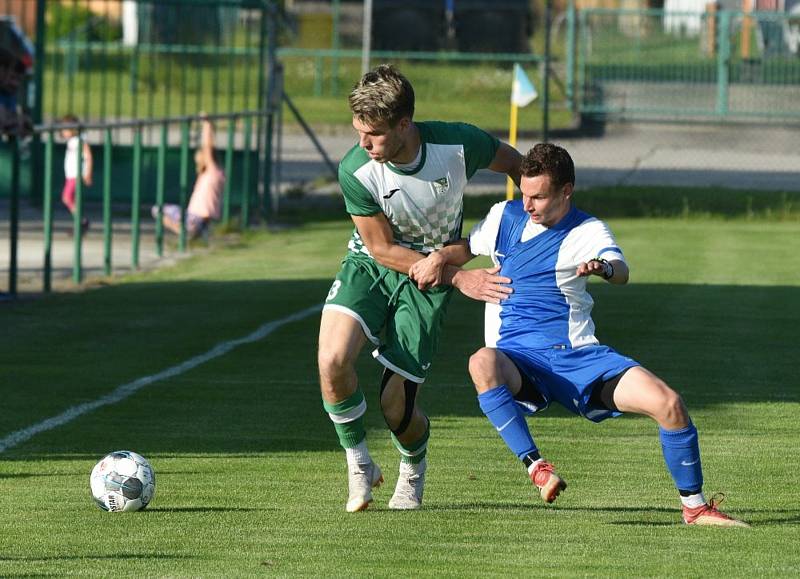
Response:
[319,65,520,512]
[410,143,748,527]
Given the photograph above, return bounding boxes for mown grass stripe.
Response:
[0,304,322,454]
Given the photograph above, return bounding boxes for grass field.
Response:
[2,210,799,576]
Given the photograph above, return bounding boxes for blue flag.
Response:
[511,63,537,107]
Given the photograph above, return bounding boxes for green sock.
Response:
[391,421,430,464]
[322,389,367,449]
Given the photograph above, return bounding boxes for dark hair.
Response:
[348,64,415,127]
[61,113,80,126]
[520,143,575,189]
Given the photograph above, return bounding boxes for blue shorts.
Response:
[503,344,640,423]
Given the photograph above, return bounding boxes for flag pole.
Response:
[508,63,536,200]
[506,104,518,201]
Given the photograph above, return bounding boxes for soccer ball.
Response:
[90,450,156,512]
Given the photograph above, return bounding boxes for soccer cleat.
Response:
[529,460,567,504]
[682,493,749,527]
[388,459,426,510]
[345,461,383,513]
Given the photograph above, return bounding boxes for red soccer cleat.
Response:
[530,460,567,504]
[682,493,749,527]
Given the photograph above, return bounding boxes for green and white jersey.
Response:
[339,121,499,256]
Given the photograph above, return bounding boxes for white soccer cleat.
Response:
[388,459,426,510]
[346,461,383,512]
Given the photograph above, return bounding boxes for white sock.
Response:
[400,458,426,474]
[527,459,544,476]
[345,440,371,466]
[680,492,706,509]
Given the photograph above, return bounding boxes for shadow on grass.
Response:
[418,503,678,514]
[611,509,800,527]
[147,506,270,513]
[608,521,677,527]
[422,503,800,527]
[1,279,797,459]
[0,472,69,479]
[0,554,194,563]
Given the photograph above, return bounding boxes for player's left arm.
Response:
[576,258,628,285]
[575,220,629,284]
[409,239,475,289]
[488,141,523,187]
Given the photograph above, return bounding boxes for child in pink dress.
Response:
[153,116,225,238]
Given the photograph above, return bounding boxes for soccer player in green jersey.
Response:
[319,64,522,511]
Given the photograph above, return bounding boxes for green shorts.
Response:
[323,254,454,383]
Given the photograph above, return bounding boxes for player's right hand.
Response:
[409,252,447,290]
[452,266,512,304]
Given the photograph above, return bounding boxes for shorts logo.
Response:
[432,177,449,195]
[421,362,431,370]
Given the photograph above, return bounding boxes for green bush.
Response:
[47,3,121,43]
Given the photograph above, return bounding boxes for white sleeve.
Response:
[585,219,626,264]
[468,201,507,258]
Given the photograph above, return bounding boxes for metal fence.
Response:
[5,111,264,294]
[3,0,800,298]
[6,1,800,130]
[2,0,280,297]
[575,8,800,120]
[42,0,268,123]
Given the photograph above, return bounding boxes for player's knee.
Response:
[380,396,403,429]
[469,348,499,392]
[317,347,353,385]
[656,385,690,429]
[379,378,419,435]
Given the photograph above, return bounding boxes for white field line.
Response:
[0,304,322,454]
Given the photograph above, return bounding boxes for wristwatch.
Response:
[592,258,614,280]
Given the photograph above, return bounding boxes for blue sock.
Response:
[659,422,704,493]
[478,385,537,460]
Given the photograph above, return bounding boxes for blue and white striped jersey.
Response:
[469,201,626,350]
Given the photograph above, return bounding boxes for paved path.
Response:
[1,203,185,296]
[281,121,800,193]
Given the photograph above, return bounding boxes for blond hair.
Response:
[348,64,415,127]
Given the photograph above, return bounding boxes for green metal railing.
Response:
[4,0,283,297]
[31,0,549,127]
[33,111,267,293]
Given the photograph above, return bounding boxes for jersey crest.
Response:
[432,176,450,195]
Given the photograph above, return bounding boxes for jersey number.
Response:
[326,280,342,302]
